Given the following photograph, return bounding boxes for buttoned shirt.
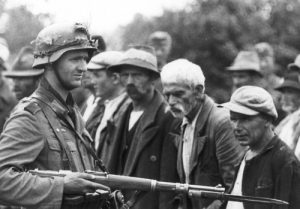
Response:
[181,108,201,183]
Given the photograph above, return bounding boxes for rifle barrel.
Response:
[189,190,289,206]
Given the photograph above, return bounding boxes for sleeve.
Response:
[0,111,64,209]
[214,116,244,190]
[273,158,300,209]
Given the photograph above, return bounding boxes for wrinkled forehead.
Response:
[163,82,193,91]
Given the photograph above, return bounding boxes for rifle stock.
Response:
[29,169,288,206]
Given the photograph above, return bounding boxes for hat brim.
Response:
[108,59,160,78]
[287,63,300,72]
[87,62,106,70]
[33,45,96,69]
[4,69,44,78]
[225,67,263,76]
[221,102,260,116]
[275,80,300,92]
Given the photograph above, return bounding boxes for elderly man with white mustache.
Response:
[161,59,244,209]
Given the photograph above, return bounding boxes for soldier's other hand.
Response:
[63,172,110,194]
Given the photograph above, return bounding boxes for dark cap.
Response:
[4,46,44,78]
[275,71,300,92]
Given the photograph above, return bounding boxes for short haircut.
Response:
[161,59,205,91]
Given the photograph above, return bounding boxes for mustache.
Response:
[126,84,138,93]
[169,104,185,113]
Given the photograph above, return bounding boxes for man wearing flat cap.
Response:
[4,46,44,101]
[98,46,180,209]
[221,86,300,209]
[84,51,131,152]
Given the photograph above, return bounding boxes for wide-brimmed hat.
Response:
[4,46,44,78]
[87,51,124,70]
[287,54,300,72]
[226,51,262,76]
[275,71,300,91]
[221,85,278,120]
[107,45,159,78]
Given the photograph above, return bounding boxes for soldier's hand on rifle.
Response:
[63,172,110,194]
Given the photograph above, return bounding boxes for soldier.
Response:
[4,46,43,100]
[161,59,244,209]
[0,22,112,209]
[222,86,300,209]
[99,46,180,209]
[0,37,17,132]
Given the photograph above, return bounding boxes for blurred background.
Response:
[1,0,300,101]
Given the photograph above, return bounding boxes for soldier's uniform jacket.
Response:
[0,78,98,209]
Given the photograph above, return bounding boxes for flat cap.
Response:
[221,86,278,120]
[87,51,124,70]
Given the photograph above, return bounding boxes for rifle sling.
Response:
[34,96,108,172]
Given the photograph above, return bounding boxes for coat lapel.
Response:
[123,91,164,176]
[189,96,214,175]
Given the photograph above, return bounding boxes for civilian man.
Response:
[99,46,180,209]
[4,46,43,100]
[84,51,131,152]
[222,85,300,209]
[161,59,243,209]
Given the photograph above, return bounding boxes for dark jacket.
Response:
[176,95,244,209]
[0,79,17,133]
[0,79,98,209]
[226,136,300,209]
[98,90,180,209]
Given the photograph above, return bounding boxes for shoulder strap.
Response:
[32,97,78,171]
[33,94,108,172]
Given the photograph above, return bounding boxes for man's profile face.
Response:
[163,83,199,119]
[81,70,95,91]
[11,76,39,100]
[232,71,256,89]
[54,50,89,90]
[230,111,266,149]
[90,69,115,99]
[119,66,153,102]
[280,88,300,114]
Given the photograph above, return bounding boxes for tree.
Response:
[119,0,300,102]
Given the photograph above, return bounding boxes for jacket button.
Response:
[150,155,157,162]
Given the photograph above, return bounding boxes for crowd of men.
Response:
[0,22,300,209]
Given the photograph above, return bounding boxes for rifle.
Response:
[29,169,288,206]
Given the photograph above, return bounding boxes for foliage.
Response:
[119,0,300,102]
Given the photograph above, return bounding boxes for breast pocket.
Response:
[47,139,63,169]
[255,177,274,197]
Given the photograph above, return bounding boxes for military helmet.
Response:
[32,22,96,69]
